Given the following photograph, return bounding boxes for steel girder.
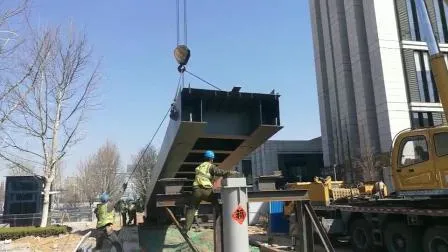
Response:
[144,87,282,219]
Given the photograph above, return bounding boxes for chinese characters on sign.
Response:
[231,205,246,225]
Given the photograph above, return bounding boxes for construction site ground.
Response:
[247,226,350,252]
[139,225,350,252]
[0,213,351,251]
[0,222,97,252]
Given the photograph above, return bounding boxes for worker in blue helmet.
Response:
[94,192,123,251]
[182,150,239,233]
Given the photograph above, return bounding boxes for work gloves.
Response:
[229,170,240,176]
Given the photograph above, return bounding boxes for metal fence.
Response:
[0,206,94,227]
[0,213,42,227]
[50,206,94,224]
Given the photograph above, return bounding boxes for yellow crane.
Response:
[391,0,448,195]
[283,1,448,251]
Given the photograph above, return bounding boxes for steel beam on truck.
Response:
[144,87,282,221]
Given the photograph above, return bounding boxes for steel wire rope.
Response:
[184,70,223,91]
[176,0,180,45]
[174,0,224,91]
[176,0,188,46]
[183,0,187,45]
[121,75,183,193]
[122,106,170,189]
[176,0,188,87]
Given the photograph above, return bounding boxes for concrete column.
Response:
[221,177,249,252]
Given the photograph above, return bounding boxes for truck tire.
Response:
[422,226,448,252]
[350,218,374,252]
[384,222,422,252]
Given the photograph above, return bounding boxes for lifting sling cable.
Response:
[119,76,182,199]
[174,0,190,85]
[176,0,187,46]
[117,1,214,200]
[173,0,223,91]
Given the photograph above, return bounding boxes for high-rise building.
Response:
[309,0,447,181]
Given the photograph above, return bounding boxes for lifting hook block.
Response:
[174,45,190,68]
[174,45,190,66]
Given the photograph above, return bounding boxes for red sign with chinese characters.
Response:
[231,205,246,225]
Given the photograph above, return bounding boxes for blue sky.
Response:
[25,0,320,176]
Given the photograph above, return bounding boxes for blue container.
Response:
[269,201,289,234]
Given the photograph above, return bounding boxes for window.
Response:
[434,132,448,156]
[407,0,448,43]
[15,193,34,201]
[400,136,429,167]
[412,112,433,128]
[406,0,422,41]
[434,0,448,43]
[414,51,439,103]
[412,112,446,128]
[241,160,253,185]
[10,181,37,191]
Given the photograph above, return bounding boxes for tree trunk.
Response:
[40,180,51,227]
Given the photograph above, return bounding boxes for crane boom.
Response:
[415,0,448,120]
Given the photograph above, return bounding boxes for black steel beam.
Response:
[155,190,309,207]
[145,87,282,220]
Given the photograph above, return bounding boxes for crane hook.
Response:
[174,45,190,73]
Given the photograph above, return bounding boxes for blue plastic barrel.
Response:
[269,201,289,234]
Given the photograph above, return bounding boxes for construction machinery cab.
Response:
[392,126,448,194]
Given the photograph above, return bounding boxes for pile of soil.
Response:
[6,233,93,252]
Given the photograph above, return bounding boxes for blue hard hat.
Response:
[204,150,215,159]
[100,192,110,203]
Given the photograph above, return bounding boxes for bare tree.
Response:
[0,1,29,52]
[131,145,157,201]
[0,181,5,207]
[0,25,100,227]
[92,141,124,200]
[50,161,64,209]
[61,176,83,208]
[78,141,124,206]
[0,0,34,125]
[77,157,99,207]
[7,160,35,176]
[353,146,390,182]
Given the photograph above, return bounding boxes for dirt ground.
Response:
[1,214,122,252]
[3,213,351,252]
[139,225,260,252]
[248,226,351,252]
[138,224,351,252]
[1,233,96,252]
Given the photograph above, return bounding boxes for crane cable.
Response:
[122,106,170,190]
[175,0,189,89]
[174,0,223,91]
[121,1,190,193]
[120,1,224,198]
[176,0,187,46]
[120,75,182,195]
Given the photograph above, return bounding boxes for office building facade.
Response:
[309,0,447,181]
[236,138,324,185]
